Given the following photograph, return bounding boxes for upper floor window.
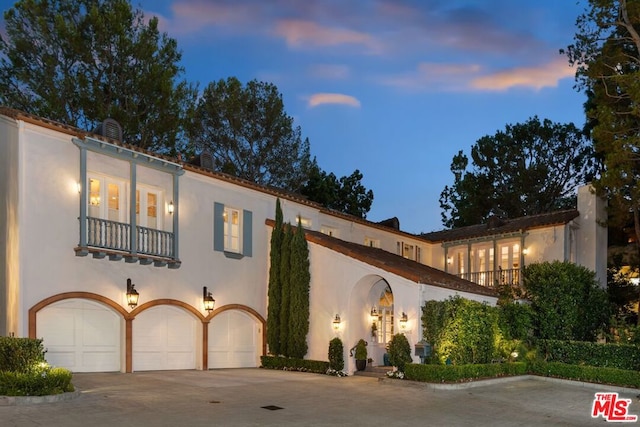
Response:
[298,217,312,228]
[88,175,125,222]
[136,187,162,229]
[365,237,380,248]
[224,207,241,252]
[321,226,337,237]
[214,202,252,258]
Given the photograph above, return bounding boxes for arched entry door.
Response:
[37,299,122,372]
[348,275,394,370]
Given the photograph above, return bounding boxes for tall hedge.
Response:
[523,261,609,341]
[266,199,284,355]
[287,221,310,358]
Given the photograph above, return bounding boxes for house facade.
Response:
[0,109,606,374]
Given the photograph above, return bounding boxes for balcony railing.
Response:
[86,216,174,258]
[456,268,521,288]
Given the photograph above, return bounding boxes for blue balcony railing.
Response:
[86,216,174,258]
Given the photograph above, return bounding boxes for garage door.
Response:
[37,299,121,372]
[208,310,259,368]
[133,305,197,371]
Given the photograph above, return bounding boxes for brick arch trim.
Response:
[206,304,267,357]
[28,292,130,338]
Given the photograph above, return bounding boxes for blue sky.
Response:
[0,0,588,234]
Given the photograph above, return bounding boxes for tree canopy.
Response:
[301,160,374,218]
[563,0,640,248]
[188,77,312,192]
[0,0,196,152]
[439,116,594,228]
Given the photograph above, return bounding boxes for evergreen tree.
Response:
[287,221,310,358]
[266,199,283,355]
[0,0,196,152]
[278,223,293,356]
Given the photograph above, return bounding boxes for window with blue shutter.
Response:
[213,202,252,258]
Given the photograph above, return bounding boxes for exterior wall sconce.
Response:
[522,248,529,255]
[126,278,139,309]
[446,257,453,265]
[76,182,81,194]
[399,312,408,329]
[332,314,341,330]
[203,286,215,313]
[168,201,174,215]
[370,306,378,318]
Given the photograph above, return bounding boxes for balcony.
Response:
[76,217,179,268]
[456,268,520,288]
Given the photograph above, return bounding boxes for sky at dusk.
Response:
[0,0,590,234]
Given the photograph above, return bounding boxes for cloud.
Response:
[379,62,484,92]
[308,93,361,108]
[470,57,575,91]
[146,1,263,36]
[308,64,351,80]
[274,20,382,53]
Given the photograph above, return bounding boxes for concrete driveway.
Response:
[1,369,638,426]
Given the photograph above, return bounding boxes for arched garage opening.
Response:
[30,293,127,373]
[206,304,266,369]
[131,301,204,372]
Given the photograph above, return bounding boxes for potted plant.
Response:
[354,339,368,371]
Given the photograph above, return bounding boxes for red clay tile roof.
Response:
[266,219,497,298]
[421,210,580,243]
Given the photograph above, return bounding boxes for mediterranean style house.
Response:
[0,108,607,374]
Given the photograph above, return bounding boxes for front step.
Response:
[353,365,391,378]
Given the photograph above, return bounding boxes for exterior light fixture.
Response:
[203,286,215,313]
[446,257,453,265]
[399,312,408,329]
[76,182,81,194]
[522,248,529,255]
[168,201,174,215]
[126,278,139,309]
[333,314,341,330]
[370,306,378,318]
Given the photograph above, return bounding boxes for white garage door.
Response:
[208,310,259,369]
[37,299,121,372]
[133,305,197,371]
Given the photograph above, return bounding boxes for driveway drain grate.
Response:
[261,405,284,411]
[209,400,220,404]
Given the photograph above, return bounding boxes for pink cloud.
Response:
[471,57,575,91]
[274,20,382,53]
[308,93,361,108]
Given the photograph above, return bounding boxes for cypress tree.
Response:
[266,199,283,355]
[278,223,293,356]
[288,220,310,358]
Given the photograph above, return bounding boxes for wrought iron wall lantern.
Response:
[126,278,139,309]
[203,286,215,313]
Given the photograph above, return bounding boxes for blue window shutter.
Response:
[214,202,224,252]
[243,209,252,257]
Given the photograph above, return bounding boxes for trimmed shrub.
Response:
[530,361,640,389]
[387,334,412,372]
[0,366,74,396]
[404,362,526,383]
[0,337,46,373]
[260,356,329,373]
[538,340,640,371]
[354,339,367,360]
[328,338,344,371]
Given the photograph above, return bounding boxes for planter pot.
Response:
[355,359,367,371]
